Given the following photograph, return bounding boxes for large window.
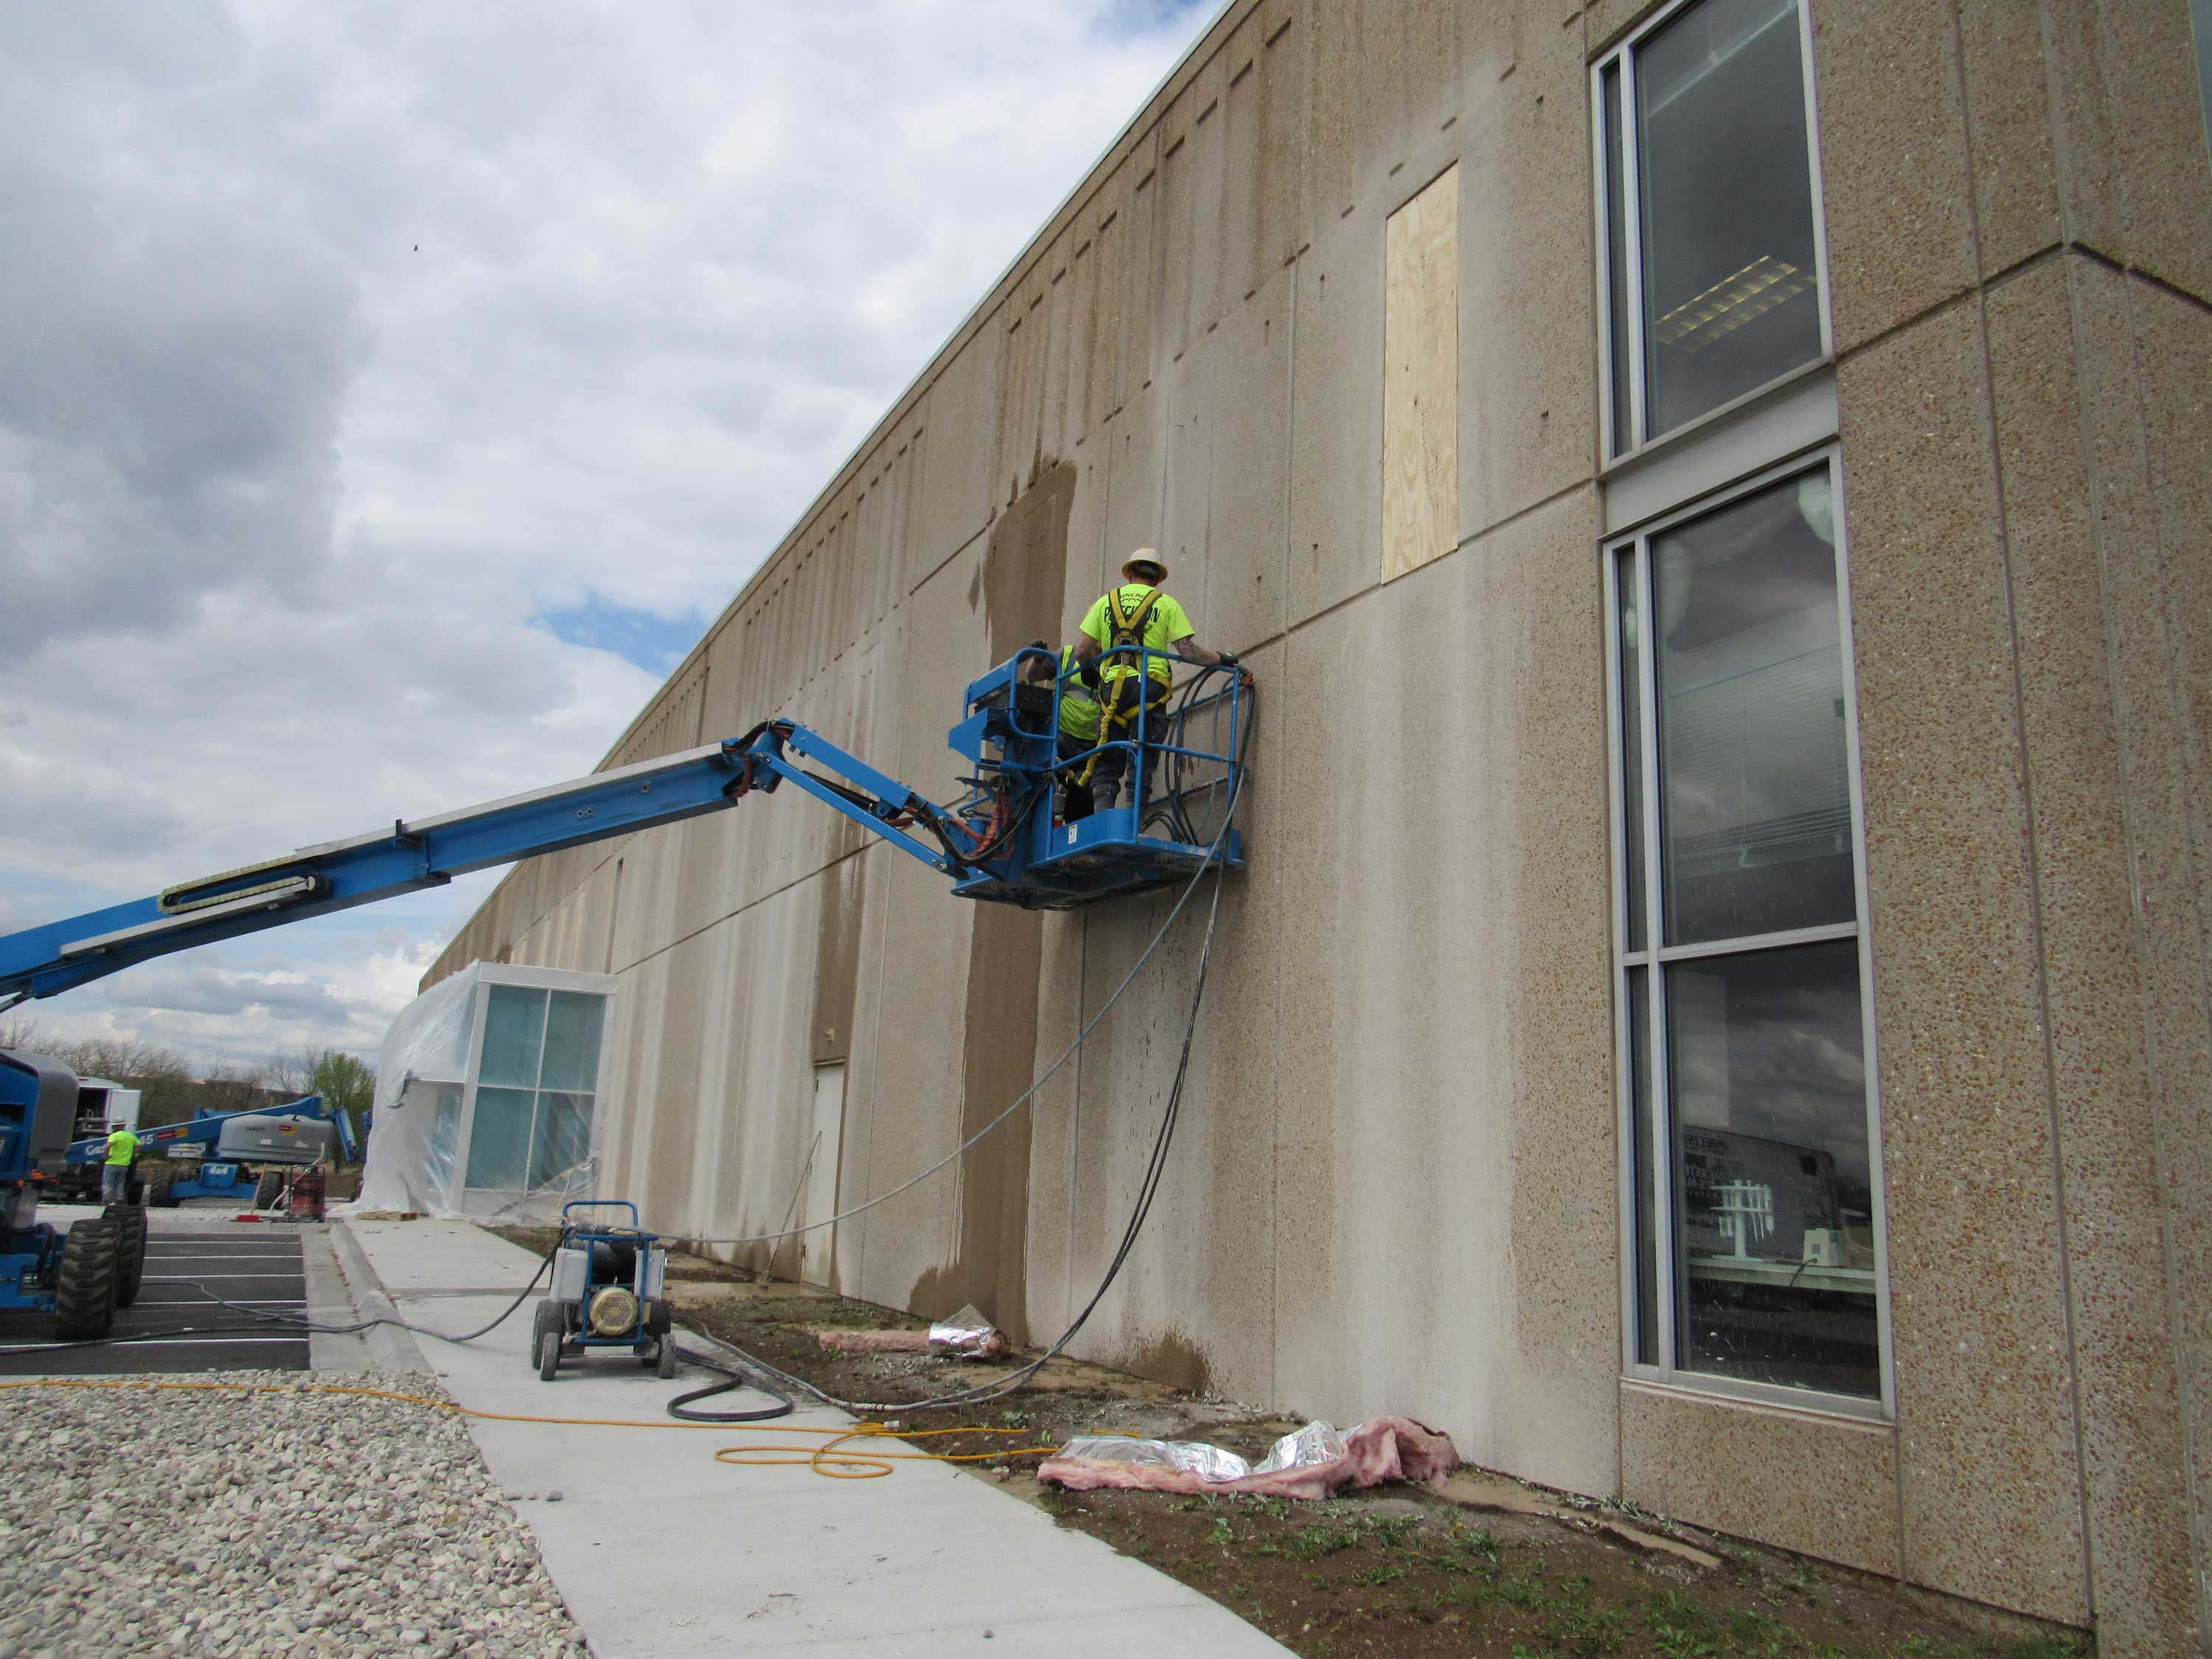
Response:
[1609,457,1887,1409]
[465,984,605,1194]
[1596,0,1829,456]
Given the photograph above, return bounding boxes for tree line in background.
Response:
[0,1011,375,1134]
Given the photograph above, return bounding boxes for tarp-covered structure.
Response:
[353,961,618,1221]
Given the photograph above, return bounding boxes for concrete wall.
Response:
[427,1,2212,1647]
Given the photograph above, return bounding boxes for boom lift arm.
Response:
[0,647,1248,1011]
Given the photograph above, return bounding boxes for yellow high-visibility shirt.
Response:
[1054,647,1102,744]
[104,1128,139,1166]
[1080,585,1194,687]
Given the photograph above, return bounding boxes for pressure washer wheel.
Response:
[102,1202,147,1308]
[53,1215,122,1340]
[532,1301,563,1382]
[655,1339,677,1380]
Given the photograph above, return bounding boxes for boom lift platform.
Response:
[0,649,1248,1336]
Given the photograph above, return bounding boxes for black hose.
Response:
[664,1341,796,1422]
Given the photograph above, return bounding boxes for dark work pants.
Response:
[1091,683,1171,810]
[1057,733,1097,821]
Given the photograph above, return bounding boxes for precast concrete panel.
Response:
[2068,260,2212,1650]
[1287,206,1385,623]
[1838,304,2089,1624]
[1808,0,1979,355]
[2043,0,2212,305]
[1455,11,1591,544]
[1023,906,1091,1343]
[1204,262,1294,654]
[1983,257,2197,1646]
[1951,0,2062,282]
[1621,1382,1902,1577]
[911,325,1004,591]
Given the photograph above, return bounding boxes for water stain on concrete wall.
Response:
[915,458,1077,1341]
[1127,1329,1212,1395]
[812,860,863,1068]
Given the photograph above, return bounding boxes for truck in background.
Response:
[46,1077,142,1203]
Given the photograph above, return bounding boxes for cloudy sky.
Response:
[0,0,1211,1071]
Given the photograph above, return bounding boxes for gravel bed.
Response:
[0,1371,587,1659]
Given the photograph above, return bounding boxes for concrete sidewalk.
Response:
[338,1218,1291,1659]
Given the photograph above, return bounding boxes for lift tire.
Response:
[254,1172,285,1211]
[103,1203,147,1308]
[54,1217,121,1340]
[656,1339,677,1380]
[149,1171,178,1209]
[536,1329,560,1382]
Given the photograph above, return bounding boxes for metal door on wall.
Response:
[800,1062,845,1286]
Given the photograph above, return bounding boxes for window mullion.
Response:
[1655,919,1859,963]
[1633,535,1675,1371]
[1795,0,1836,362]
[1618,49,1648,450]
[1593,63,1619,464]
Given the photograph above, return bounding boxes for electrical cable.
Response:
[661,694,1251,1256]
[688,757,1242,1418]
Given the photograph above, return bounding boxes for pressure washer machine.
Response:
[532,1201,675,1381]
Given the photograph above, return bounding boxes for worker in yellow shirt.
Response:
[1071,550,1250,817]
[1026,644,1105,821]
[101,1121,139,1206]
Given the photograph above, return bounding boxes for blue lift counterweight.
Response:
[0,650,1248,1338]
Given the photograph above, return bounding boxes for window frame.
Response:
[453,974,612,1205]
[1592,0,1837,467]
[1603,445,1895,1422]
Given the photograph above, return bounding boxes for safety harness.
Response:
[1077,586,1171,788]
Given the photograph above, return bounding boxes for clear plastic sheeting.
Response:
[815,1304,1009,1360]
[1055,1422,1346,1485]
[927,1304,1008,1359]
[1040,1416,1458,1500]
[349,962,617,1222]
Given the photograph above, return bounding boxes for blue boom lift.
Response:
[0,648,1248,1338]
[73,1093,364,1209]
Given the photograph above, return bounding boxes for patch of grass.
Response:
[1285,1520,1367,1561]
[2002,1644,2091,1659]
[1206,1516,1234,1547]
[1345,1563,1406,1587]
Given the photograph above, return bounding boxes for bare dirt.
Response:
[488,1229,2091,1659]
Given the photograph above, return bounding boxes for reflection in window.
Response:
[1599,0,1826,449]
[1613,456,1882,1405]
[464,986,607,1195]
[1668,943,1876,1394]
[1656,470,1851,944]
[466,1087,535,1189]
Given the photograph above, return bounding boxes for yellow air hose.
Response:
[0,1377,1060,1481]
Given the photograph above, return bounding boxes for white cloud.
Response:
[0,0,1211,1070]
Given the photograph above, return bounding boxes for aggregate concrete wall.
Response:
[427,1,2212,1647]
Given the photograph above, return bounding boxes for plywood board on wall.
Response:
[1383,165,1460,583]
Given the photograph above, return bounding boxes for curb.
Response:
[325,1220,431,1373]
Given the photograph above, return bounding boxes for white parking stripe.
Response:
[0,1338,308,1352]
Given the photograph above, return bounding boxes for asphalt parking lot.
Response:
[0,1214,310,1375]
